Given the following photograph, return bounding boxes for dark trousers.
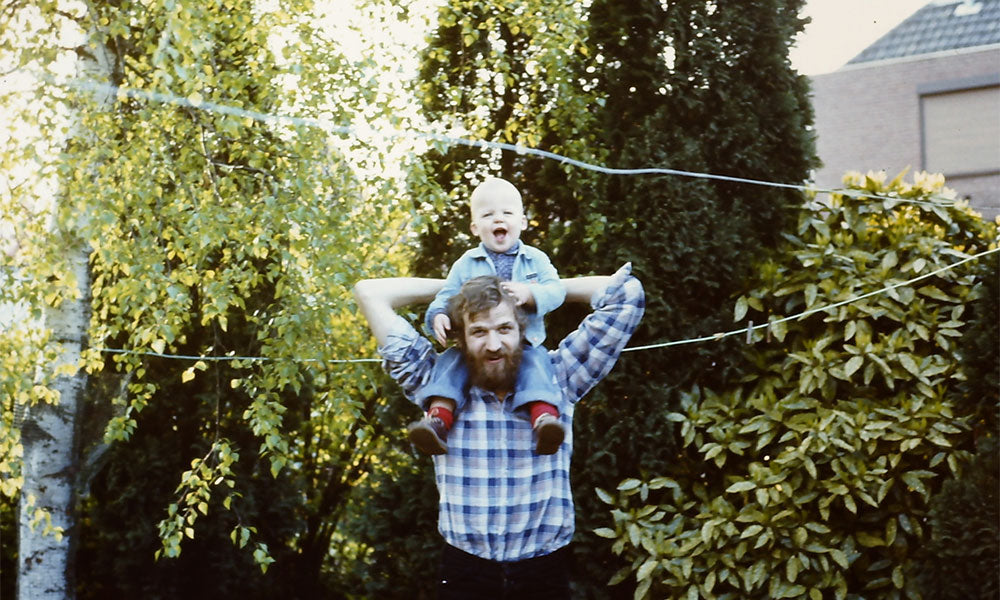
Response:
[438,544,571,600]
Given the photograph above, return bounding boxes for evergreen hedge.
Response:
[569,1,815,596]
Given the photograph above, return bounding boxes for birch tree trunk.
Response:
[17,249,89,600]
[17,20,114,598]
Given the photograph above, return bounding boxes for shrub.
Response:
[915,251,999,600]
[917,436,999,600]
[596,172,998,599]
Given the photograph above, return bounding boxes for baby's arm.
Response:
[431,312,451,346]
[424,255,470,344]
[501,281,536,307]
[522,251,566,316]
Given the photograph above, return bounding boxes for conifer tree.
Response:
[572,2,815,593]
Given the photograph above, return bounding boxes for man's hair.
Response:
[446,276,528,349]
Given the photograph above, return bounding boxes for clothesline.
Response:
[69,79,956,209]
[91,246,998,364]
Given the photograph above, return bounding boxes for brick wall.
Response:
[810,45,1000,219]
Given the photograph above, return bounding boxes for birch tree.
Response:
[3,7,116,597]
[2,0,422,596]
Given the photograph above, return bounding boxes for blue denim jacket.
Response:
[425,243,565,346]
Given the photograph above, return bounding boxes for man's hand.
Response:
[432,312,452,346]
[501,281,535,308]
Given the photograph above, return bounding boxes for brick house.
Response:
[810,0,1000,219]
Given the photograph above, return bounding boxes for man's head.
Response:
[447,276,527,395]
[469,177,528,254]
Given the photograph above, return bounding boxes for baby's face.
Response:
[469,191,527,253]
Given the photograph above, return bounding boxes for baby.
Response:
[408,177,567,455]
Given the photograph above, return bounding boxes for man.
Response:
[353,263,644,598]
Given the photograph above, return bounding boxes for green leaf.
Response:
[740,524,764,539]
[804,283,818,307]
[787,555,800,582]
[734,296,749,321]
[617,479,642,492]
[892,565,904,589]
[770,318,788,342]
[608,567,631,586]
[727,481,757,493]
[855,531,884,547]
[636,559,658,581]
[881,250,898,270]
[634,575,652,600]
[830,549,849,569]
[898,353,921,377]
[843,355,863,377]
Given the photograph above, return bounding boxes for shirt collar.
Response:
[469,385,508,404]
[475,241,521,257]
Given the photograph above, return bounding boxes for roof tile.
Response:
[848,0,1000,64]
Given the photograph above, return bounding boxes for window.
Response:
[920,78,1000,177]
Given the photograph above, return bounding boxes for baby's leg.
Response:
[409,348,468,455]
[511,345,566,455]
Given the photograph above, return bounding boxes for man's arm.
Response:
[353,278,444,346]
[551,264,645,403]
[562,275,613,304]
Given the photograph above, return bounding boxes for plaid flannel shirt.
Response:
[378,263,644,562]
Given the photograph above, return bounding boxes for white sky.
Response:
[791,0,930,75]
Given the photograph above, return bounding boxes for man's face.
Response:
[462,301,523,396]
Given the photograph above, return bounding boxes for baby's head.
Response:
[469,177,527,253]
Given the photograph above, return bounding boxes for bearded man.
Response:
[352,264,644,599]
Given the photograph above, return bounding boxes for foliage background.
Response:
[1,0,996,599]
[2,0,427,597]
[596,175,997,599]
[914,251,999,600]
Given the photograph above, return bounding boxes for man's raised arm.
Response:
[562,275,613,305]
[551,264,644,403]
[353,278,444,346]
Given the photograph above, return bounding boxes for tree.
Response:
[599,173,997,599]
[3,7,114,597]
[2,0,417,596]
[566,1,816,594]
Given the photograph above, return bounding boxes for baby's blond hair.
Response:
[470,177,522,212]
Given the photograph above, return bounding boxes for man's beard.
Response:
[466,343,523,395]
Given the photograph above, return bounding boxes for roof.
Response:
[847,0,1000,65]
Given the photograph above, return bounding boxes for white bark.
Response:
[17,14,113,597]
[17,249,89,600]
